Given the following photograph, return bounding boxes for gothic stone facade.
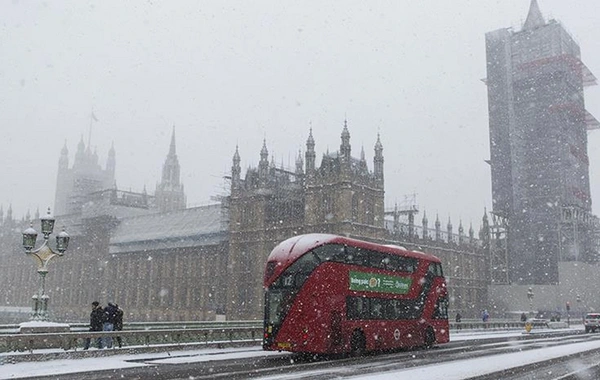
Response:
[0,123,488,322]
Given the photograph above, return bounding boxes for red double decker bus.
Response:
[263,233,449,355]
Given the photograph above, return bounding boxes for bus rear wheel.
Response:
[424,327,435,349]
[350,330,366,356]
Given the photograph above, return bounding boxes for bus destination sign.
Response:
[349,271,412,294]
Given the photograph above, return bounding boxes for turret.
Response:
[469,222,475,244]
[295,150,304,176]
[374,133,384,184]
[305,129,316,175]
[155,127,186,212]
[74,135,85,167]
[523,0,545,31]
[106,142,116,185]
[232,145,241,189]
[340,120,351,162]
[258,139,269,182]
[58,141,69,171]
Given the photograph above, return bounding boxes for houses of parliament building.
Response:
[0,123,488,322]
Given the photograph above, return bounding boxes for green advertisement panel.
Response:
[349,271,412,294]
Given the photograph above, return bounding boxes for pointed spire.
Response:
[374,133,384,183]
[61,140,68,155]
[296,149,304,175]
[305,128,316,175]
[342,119,349,137]
[469,222,475,241]
[375,133,383,153]
[233,145,240,165]
[360,146,366,162]
[169,126,177,155]
[156,126,185,212]
[260,139,268,161]
[340,119,351,161]
[523,0,545,30]
[306,128,315,148]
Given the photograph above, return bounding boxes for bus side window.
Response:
[347,296,368,320]
[314,244,346,262]
[368,251,389,270]
[433,296,449,319]
[437,263,444,277]
[346,246,368,266]
[370,298,384,319]
[428,263,444,277]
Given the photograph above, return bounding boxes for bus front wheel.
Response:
[350,330,366,356]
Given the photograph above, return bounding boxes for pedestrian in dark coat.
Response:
[455,312,462,330]
[103,302,118,348]
[84,301,104,350]
[114,304,124,348]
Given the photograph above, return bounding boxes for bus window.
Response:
[345,246,369,266]
[266,291,284,324]
[313,244,345,262]
[370,298,384,319]
[265,261,277,280]
[347,296,421,320]
[369,251,390,270]
[428,263,444,277]
[347,296,369,320]
[274,252,321,290]
[433,295,449,319]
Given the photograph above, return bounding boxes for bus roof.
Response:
[266,233,441,278]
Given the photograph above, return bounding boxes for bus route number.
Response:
[394,329,401,340]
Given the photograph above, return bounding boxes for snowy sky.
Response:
[1,0,599,227]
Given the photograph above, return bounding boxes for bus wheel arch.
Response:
[350,329,366,356]
[424,326,436,348]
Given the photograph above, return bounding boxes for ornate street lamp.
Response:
[527,287,534,317]
[21,207,69,321]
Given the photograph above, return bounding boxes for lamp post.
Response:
[527,287,534,317]
[21,207,70,321]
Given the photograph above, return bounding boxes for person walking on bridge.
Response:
[84,301,104,350]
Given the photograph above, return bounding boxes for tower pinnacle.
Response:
[523,0,545,30]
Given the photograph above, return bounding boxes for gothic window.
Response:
[241,204,254,224]
[365,198,374,225]
[352,194,359,221]
[323,193,334,219]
